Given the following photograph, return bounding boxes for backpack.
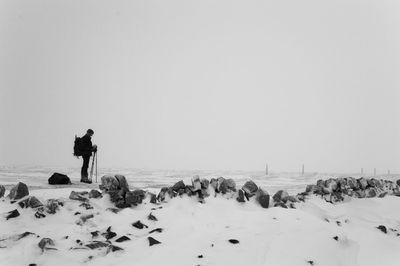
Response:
[73,135,83,157]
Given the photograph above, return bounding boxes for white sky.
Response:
[1,0,399,173]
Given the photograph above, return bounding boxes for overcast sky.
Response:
[1,0,399,173]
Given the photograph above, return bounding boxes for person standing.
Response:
[80,129,97,183]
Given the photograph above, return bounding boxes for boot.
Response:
[80,175,92,184]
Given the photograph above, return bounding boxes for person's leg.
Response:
[81,156,90,181]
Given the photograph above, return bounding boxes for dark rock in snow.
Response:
[272,190,289,203]
[236,189,246,203]
[157,187,169,202]
[34,209,46,219]
[102,226,117,239]
[5,209,20,220]
[148,236,161,246]
[100,175,120,191]
[79,214,94,223]
[219,178,236,194]
[132,220,148,229]
[365,188,377,198]
[69,191,89,201]
[86,241,109,249]
[18,196,43,209]
[79,202,93,210]
[8,182,29,200]
[148,213,158,221]
[107,245,123,253]
[307,260,314,265]
[90,231,99,238]
[201,179,209,189]
[17,232,35,240]
[45,199,62,214]
[228,239,239,244]
[172,180,186,192]
[274,202,288,208]
[89,189,102,199]
[149,228,163,234]
[192,175,202,191]
[198,255,203,258]
[38,238,55,251]
[333,236,339,241]
[114,174,130,192]
[48,173,71,185]
[377,225,387,234]
[358,178,368,190]
[115,236,131,242]
[242,180,258,198]
[106,208,121,214]
[0,185,5,198]
[125,189,146,205]
[149,193,157,204]
[255,188,269,208]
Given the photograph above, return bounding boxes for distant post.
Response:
[302,164,304,175]
[388,169,390,175]
[374,168,376,176]
[265,163,269,176]
[361,168,364,175]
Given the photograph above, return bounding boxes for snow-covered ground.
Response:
[1,167,400,266]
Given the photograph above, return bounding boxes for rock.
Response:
[149,228,163,234]
[396,179,400,187]
[8,182,29,200]
[148,213,158,221]
[114,174,129,192]
[69,191,89,201]
[377,225,387,234]
[378,192,388,198]
[132,220,148,229]
[107,245,123,253]
[198,255,203,258]
[242,180,258,197]
[102,226,117,240]
[86,241,109,249]
[219,178,236,194]
[45,199,62,214]
[366,188,377,198]
[79,202,93,210]
[201,179,210,189]
[80,214,94,223]
[35,209,46,219]
[5,209,20,220]
[90,231,99,237]
[100,175,120,191]
[333,236,339,241]
[272,190,289,203]
[167,187,177,198]
[0,185,5,198]
[125,189,146,206]
[236,189,246,202]
[330,192,344,203]
[89,189,102,199]
[286,195,299,203]
[48,173,71,185]
[192,175,202,191]
[255,188,269,208]
[18,196,43,209]
[148,236,161,246]
[355,190,366,198]
[108,190,125,203]
[358,178,368,190]
[157,187,169,202]
[38,238,55,251]
[106,208,121,214]
[210,178,218,191]
[347,177,359,190]
[115,236,131,243]
[228,239,239,244]
[149,193,157,204]
[305,185,316,193]
[324,179,338,192]
[171,180,186,192]
[274,202,287,208]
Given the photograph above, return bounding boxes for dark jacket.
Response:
[81,134,93,157]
